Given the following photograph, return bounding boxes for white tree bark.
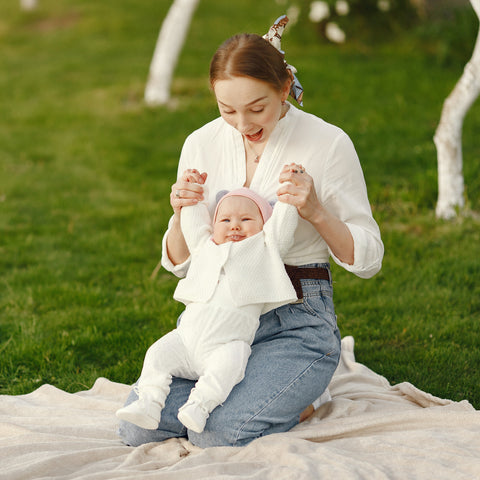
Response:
[434,0,480,219]
[20,0,37,10]
[144,0,200,106]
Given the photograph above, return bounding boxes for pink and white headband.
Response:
[214,188,273,223]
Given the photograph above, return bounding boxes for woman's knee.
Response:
[117,418,176,447]
[187,408,258,448]
[186,392,298,448]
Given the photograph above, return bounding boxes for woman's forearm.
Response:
[166,213,191,265]
[277,164,355,266]
[310,205,354,265]
[166,169,208,266]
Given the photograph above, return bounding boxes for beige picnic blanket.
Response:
[1,336,479,480]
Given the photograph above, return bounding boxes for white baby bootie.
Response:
[116,389,162,430]
[177,400,209,433]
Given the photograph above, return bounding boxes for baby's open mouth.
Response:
[228,234,246,242]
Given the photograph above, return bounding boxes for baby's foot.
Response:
[116,398,162,430]
[177,400,209,433]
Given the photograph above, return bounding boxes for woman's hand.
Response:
[170,169,208,215]
[277,163,354,265]
[277,163,321,223]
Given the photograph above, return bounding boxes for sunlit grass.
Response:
[0,0,479,407]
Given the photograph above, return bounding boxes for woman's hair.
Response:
[209,33,290,92]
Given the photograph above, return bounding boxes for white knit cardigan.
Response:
[173,199,298,314]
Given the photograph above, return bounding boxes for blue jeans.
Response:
[118,263,341,448]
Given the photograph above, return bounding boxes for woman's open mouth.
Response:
[245,129,263,142]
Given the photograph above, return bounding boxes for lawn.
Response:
[1,0,479,408]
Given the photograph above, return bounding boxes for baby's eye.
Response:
[242,217,253,221]
[221,218,230,223]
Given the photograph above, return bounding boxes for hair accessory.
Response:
[214,187,273,223]
[263,15,304,106]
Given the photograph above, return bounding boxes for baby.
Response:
[116,185,298,433]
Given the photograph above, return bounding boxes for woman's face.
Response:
[213,76,289,146]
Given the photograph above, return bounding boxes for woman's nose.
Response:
[236,115,250,134]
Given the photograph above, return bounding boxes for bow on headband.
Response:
[263,15,304,106]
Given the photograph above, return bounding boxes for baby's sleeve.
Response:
[180,192,213,253]
[263,200,298,259]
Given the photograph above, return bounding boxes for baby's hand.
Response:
[182,169,207,184]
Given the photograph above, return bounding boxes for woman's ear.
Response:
[282,78,292,102]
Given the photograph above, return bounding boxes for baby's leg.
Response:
[178,340,251,433]
[116,330,190,429]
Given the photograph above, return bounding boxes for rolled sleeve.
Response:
[329,222,384,278]
[322,132,384,278]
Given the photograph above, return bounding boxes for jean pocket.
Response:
[301,292,338,331]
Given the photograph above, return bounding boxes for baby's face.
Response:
[213,196,264,244]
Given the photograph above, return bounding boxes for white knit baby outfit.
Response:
[116,196,298,432]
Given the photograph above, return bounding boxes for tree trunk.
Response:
[434,0,480,219]
[144,0,200,106]
[20,0,37,10]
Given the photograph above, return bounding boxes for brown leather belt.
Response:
[284,264,330,299]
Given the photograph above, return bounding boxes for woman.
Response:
[118,16,383,448]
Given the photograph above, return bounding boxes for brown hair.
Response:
[209,34,290,93]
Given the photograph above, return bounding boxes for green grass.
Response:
[1,0,479,408]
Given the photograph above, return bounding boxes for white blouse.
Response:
[161,103,384,279]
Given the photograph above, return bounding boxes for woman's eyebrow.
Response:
[218,96,268,108]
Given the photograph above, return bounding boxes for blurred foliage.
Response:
[297,0,478,54]
[300,0,420,44]
[415,4,479,66]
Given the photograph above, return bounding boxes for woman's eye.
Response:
[252,108,264,113]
